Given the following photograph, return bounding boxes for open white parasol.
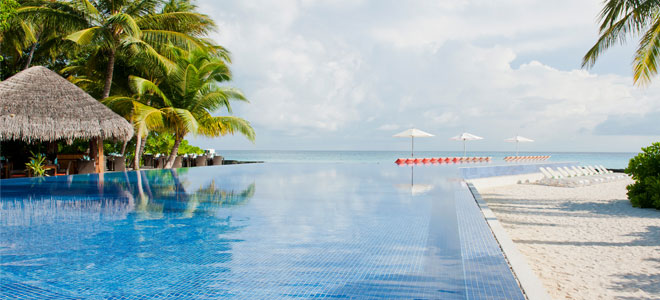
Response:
[450,132,483,157]
[393,128,434,157]
[504,135,534,157]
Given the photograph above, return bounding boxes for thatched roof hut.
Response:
[0,66,133,142]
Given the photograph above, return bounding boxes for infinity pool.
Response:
[0,163,524,299]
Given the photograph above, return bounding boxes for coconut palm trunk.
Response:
[120,139,128,156]
[102,48,116,99]
[164,133,183,169]
[138,137,146,159]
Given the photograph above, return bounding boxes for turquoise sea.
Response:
[215,150,637,169]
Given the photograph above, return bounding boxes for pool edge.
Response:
[465,182,552,300]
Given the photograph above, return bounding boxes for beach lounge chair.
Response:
[571,166,587,176]
[553,167,572,178]
[539,167,557,178]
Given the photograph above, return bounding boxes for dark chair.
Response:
[114,157,126,172]
[55,161,72,176]
[195,156,207,167]
[8,162,27,178]
[77,160,96,174]
[173,156,183,168]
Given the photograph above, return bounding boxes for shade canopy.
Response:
[505,135,534,156]
[450,132,483,141]
[393,128,434,157]
[504,135,534,143]
[450,132,483,157]
[393,128,435,138]
[0,66,134,142]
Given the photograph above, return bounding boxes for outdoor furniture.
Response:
[143,154,154,168]
[173,156,183,168]
[1,162,8,179]
[42,164,57,176]
[212,155,223,165]
[107,156,126,172]
[155,157,167,169]
[7,162,27,178]
[195,156,207,167]
[78,160,96,174]
[55,161,73,176]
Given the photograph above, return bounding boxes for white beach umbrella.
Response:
[393,128,435,157]
[504,135,534,157]
[450,132,484,157]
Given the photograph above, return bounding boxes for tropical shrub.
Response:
[144,132,203,155]
[625,142,660,209]
[25,151,48,177]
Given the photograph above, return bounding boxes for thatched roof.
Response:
[0,66,133,142]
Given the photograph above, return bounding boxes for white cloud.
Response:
[377,124,400,131]
[193,0,660,151]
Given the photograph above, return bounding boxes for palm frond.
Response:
[137,12,215,36]
[129,75,171,105]
[584,0,658,70]
[102,95,138,117]
[122,36,177,73]
[134,102,166,132]
[633,17,660,85]
[106,12,141,38]
[141,29,208,51]
[198,116,255,141]
[66,26,102,45]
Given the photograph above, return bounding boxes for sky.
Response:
[190,0,660,152]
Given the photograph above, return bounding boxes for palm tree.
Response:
[0,0,85,79]
[103,74,164,170]
[130,48,255,169]
[65,0,216,99]
[583,0,660,85]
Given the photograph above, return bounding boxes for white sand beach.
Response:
[479,179,660,300]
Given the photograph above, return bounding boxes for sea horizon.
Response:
[214,150,637,169]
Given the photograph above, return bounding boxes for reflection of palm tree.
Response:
[182,181,255,218]
[126,168,255,218]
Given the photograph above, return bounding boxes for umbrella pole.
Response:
[463,140,466,157]
[516,141,519,157]
[411,136,414,157]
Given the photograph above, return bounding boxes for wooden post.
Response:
[91,137,104,174]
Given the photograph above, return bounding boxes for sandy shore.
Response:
[479,179,660,300]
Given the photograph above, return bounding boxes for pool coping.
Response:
[465,182,551,300]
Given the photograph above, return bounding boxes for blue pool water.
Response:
[0,164,524,299]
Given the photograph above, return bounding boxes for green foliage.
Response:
[0,0,18,32]
[144,132,203,155]
[583,1,660,85]
[625,142,660,209]
[25,151,48,177]
[58,139,89,154]
[0,0,19,62]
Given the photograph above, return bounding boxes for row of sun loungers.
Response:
[395,157,492,165]
[537,165,628,187]
[504,155,550,161]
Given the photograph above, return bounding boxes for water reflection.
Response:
[0,168,256,298]
[393,164,435,196]
[0,168,256,223]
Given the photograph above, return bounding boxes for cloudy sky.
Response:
[190,0,660,152]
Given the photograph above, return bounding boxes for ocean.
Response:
[215,150,637,169]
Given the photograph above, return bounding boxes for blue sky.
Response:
[190,0,660,152]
